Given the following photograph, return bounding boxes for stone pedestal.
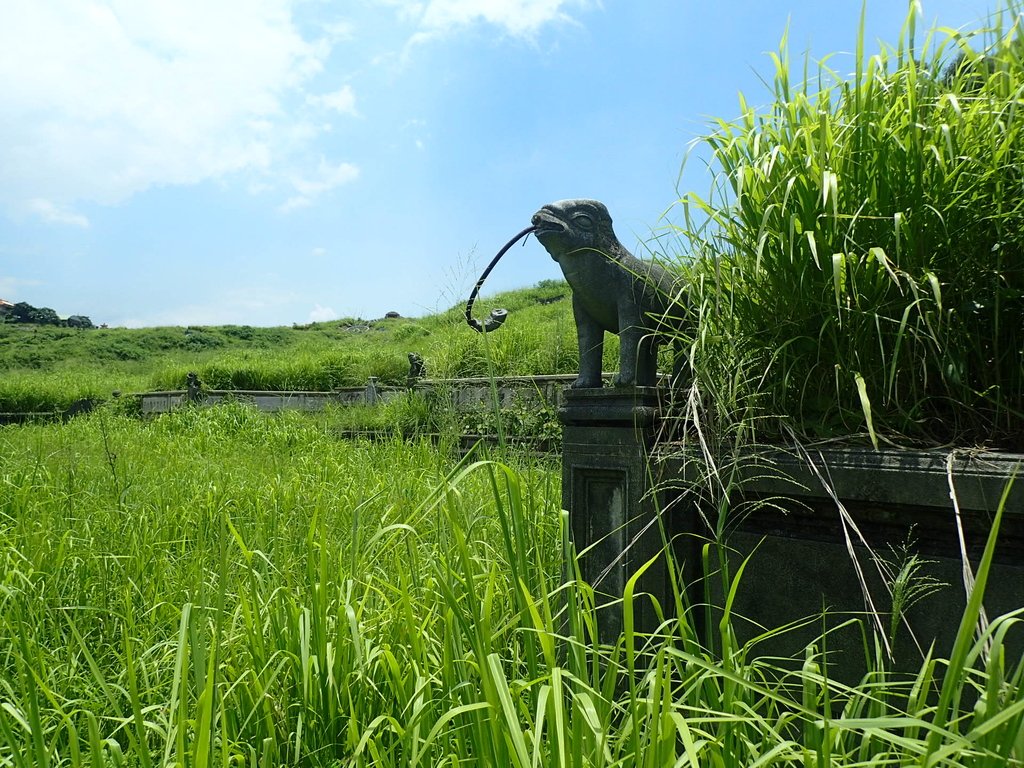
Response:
[559,387,667,645]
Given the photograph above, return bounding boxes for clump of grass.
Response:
[0,368,130,413]
[674,1,1024,448]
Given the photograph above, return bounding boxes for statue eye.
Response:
[573,213,594,230]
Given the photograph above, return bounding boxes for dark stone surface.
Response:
[185,372,203,403]
[659,445,1024,680]
[63,398,96,420]
[532,199,689,388]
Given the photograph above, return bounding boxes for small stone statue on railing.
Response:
[185,372,204,403]
[407,352,426,389]
[364,376,381,405]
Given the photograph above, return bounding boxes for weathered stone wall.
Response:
[657,446,1024,679]
[137,374,587,415]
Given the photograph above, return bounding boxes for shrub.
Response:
[675,2,1024,448]
[65,315,94,329]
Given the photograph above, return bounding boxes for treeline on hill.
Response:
[1,300,95,329]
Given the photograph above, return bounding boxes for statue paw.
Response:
[610,373,635,387]
[571,377,603,389]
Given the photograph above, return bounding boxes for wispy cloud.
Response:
[393,0,593,40]
[27,198,90,228]
[0,1,328,212]
[0,276,44,301]
[280,159,360,212]
[119,284,301,328]
[322,20,356,42]
[0,1,591,216]
[307,84,358,114]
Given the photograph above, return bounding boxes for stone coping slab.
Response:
[658,444,1022,515]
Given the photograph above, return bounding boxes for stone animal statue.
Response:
[531,199,689,388]
[185,371,203,403]
[407,352,426,388]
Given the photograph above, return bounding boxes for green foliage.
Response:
[460,400,562,443]
[675,1,1024,447]
[65,314,94,329]
[8,301,62,326]
[882,534,947,652]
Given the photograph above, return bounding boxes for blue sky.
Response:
[0,0,1001,327]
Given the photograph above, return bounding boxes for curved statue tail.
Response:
[465,225,534,333]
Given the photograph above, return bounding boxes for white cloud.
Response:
[119,285,300,327]
[0,1,330,211]
[308,303,338,322]
[0,1,590,217]
[394,0,592,38]
[376,1,428,25]
[322,21,356,42]
[311,247,328,257]
[308,84,358,114]
[27,198,90,228]
[280,159,360,212]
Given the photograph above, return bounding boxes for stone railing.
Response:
[136,374,590,415]
[558,385,1024,680]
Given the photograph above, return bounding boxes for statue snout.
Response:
[531,209,565,234]
[530,211,555,229]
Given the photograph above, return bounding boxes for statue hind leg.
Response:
[670,338,692,390]
[635,334,660,388]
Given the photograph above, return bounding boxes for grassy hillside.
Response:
[0,279,616,413]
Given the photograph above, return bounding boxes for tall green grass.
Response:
[2,405,1022,766]
[674,1,1024,448]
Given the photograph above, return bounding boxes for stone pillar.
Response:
[364,377,381,405]
[559,386,668,645]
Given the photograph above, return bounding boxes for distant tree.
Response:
[10,302,35,323]
[10,302,62,325]
[66,315,95,329]
[30,306,61,326]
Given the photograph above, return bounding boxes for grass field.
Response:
[2,405,1022,766]
[674,2,1024,449]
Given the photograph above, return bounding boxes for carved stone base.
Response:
[559,387,668,645]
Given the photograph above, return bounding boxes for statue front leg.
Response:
[670,339,692,389]
[613,328,643,386]
[573,297,604,388]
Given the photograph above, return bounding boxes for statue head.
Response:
[531,199,616,262]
